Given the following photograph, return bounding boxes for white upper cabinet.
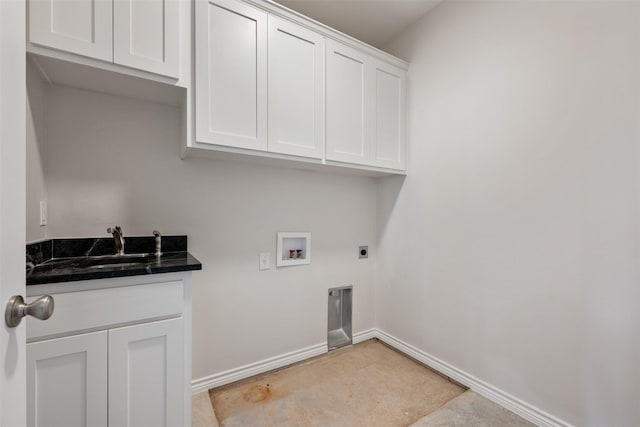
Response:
[373,60,406,170]
[28,0,181,79]
[29,0,113,61]
[113,0,180,78]
[267,16,324,159]
[325,40,372,165]
[326,40,407,171]
[195,0,268,151]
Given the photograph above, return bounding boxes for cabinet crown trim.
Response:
[242,0,409,70]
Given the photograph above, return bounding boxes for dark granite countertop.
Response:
[26,236,202,286]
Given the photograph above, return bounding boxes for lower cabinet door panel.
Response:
[108,318,184,427]
[27,331,108,427]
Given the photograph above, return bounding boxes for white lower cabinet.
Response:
[109,318,184,427]
[26,274,192,427]
[27,331,108,427]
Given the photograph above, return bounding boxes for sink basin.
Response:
[79,254,149,269]
[86,262,147,270]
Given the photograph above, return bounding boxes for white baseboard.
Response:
[192,329,379,394]
[353,328,377,344]
[374,329,574,427]
[191,342,327,394]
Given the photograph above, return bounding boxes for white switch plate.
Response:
[39,201,47,226]
[259,252,271,270]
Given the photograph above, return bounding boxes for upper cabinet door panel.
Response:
[195,0,268,151]
[373,61,406,170]
[267,16,324,159]
[326,40,371,165]
[113,0,180,78]
[29,0,113,61]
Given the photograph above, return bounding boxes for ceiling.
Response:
[274,0,443,49]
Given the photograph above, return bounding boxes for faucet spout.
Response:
[107,226,125,256]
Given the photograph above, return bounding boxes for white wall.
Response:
[33,84,377,382]
[378,1,640,426]
[26,60,47,243]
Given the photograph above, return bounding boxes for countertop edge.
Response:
[26,252,202,286]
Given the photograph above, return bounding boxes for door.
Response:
[326,40,372,165]
[0,0,27,424]
[109,318,184,427]
[113,0,179,78]
[27,332,108,427]
[372,60,406,170]
[267,16,324,159]
[195,0,268,151]
[28,0,113,62]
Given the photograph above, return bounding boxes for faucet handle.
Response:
[152,230,162,257]
[108,226,123,235]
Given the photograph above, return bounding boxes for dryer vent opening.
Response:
[328,286,353,350]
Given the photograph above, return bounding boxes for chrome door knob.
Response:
[5,295,55,328]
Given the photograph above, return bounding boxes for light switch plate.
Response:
[259,252,271,270]
[39,201,47,226]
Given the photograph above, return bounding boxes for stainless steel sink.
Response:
[86,262,146,269]
[79,254,149,269]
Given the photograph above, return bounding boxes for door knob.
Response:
[5,295,55,328]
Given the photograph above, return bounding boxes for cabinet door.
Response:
[195,0,268,151]
[372,60,406,170]
[113,0,179,78]
[27,331,108,427]
[268,16,324,159]
[108,318,184,427]
[29,0,113,62]
[326,40,372,165]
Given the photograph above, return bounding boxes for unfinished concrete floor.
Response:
[194,389,535,427]
[411,390,535,427]
[193,391,220,427]
[209,340,465,426]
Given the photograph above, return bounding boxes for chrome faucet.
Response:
[107,226,125,256]
[153,230,162,257]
